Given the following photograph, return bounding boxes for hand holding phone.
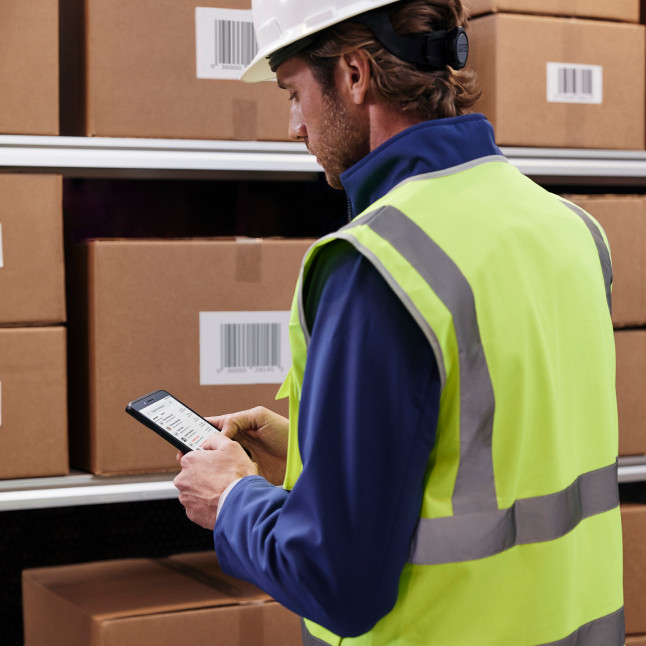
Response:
[125,389,219,454]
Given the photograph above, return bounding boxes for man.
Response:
[174,0,624,643]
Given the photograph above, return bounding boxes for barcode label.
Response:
[200,311,291,385]
[221,322,282,370]
[547,63,602,104]
[195,8,258,80]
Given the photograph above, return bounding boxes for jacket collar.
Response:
[340,113,503,219]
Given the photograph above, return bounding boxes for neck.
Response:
[366,103,423,151]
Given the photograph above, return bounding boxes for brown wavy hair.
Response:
[300,0,481,120]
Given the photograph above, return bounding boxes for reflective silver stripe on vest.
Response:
[343,205,497,514]
[302,619,334,646]
[540,606,625,646]
[409,461,619,564]
[300,607,624,646]
[560,200,613,315]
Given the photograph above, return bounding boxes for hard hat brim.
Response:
[241,0,399,83]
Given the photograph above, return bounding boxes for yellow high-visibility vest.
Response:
[278,156,623,645]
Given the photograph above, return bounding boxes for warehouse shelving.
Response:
[1,134,646,184]
[1,134,645,511]
[0,471,178,511]
[0,456,642,511]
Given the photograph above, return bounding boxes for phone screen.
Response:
[139,394,216,451]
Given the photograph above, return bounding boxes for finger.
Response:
[205,414,240,439]
[208,411,255,440]
[205,415,224,428]
[176,450,183,465]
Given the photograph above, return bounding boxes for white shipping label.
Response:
[546,63,603,104]
[195,7,258,80]
[0,223,4,268]
[200,311,291,385]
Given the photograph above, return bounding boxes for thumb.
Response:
[202,430,231,451]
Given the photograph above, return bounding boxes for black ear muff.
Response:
[352,7,469,70]
[444,27,469,70]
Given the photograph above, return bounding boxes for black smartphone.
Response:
[125,389,219,453]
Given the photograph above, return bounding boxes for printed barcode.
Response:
[195,8,257,80]
[200,311,290,385]
[546,63,603,105]
[559,67,593,97]
[220,323,282,370]
[214,19,257,68]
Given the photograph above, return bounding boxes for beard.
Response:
[311,89,370,190]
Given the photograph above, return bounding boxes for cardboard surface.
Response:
[622,505,646,634]
[0,0,59,135]
[59,0,291,140]
[615,331,646,457]
[0,327,68,479]
[465,0,640,22]
[628,636,646,644]
[562,195,646,328]
[22,552,301,646]
[0,175,66,326]
[467,14,646,149]
[67,237,312,475]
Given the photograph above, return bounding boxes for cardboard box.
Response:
[615,331,646,457]
[467,14,646,149]
[562,195,646,328]
[0,0,59,135]
[67,237,312,475]
[59,0,290,140]
[465,0,640,22]
[0,175,66,326]
[22,551,301,646]
[622,505,646,634]
[628,636,646,644]
[0,327,68,479]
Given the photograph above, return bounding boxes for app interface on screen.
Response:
[140,395,216,450]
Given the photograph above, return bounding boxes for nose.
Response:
[288,102,306,142]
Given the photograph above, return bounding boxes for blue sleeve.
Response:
[214,241,440,637]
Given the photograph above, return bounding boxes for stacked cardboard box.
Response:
[0,0,59,135]
[0,175,68,479]
[563,195,646,458]
[622,505,646,637]
[67,237,312,475]
[22,551,301,646]
[465,0,646,148]
[59,0,290,140]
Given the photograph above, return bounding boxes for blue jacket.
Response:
[214,114,504,636]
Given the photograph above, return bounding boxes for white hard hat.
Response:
[241,0,402,83]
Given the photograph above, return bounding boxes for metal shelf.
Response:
[0,471,178,511]
[0,459,640,511]
[501,147,646,186]
[618,457,646,484]
[0,134,646,183]
[0,135,321,180]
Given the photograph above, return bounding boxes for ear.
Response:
[338,49,371,106]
